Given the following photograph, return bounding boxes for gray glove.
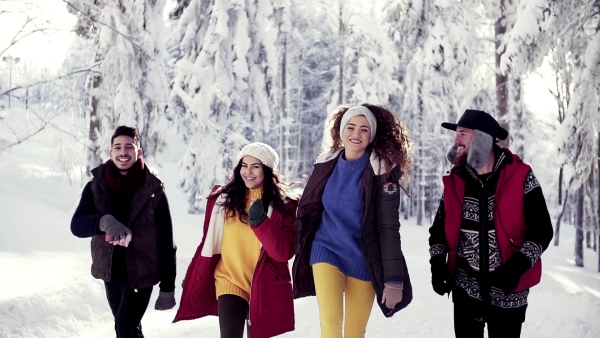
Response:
[99,215,131,242]
[381,282,404,310]
[154,291,176,310]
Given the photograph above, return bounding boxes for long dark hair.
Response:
[329,103,412,182]
[212,159,294,223]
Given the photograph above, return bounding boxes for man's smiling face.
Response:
[453,126,474,166]
[109,135,142,174]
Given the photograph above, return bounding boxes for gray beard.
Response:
[467,130,493,169]
[446,130,493,169]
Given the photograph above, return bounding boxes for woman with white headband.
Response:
[292,104,414,337]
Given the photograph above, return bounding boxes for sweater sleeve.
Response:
[429,196,448,259]
[375,166,406,282]
[520,169,553,265]
[155,193,177,292]
[71,181,106,238]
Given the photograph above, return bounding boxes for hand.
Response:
[154,291,176,310]
[381,282,404,310]
[490,252,532,293]
[430,255,452,296]
[99,215,132,242]
[248,199,267,227]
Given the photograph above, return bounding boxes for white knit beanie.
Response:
[237,142,279,169]
[339,105,377,144]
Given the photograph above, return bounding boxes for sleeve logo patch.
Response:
[384,183,399,195]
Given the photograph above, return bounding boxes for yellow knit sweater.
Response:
[214,188,262,301]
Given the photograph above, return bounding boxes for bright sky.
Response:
[0,0,76,72]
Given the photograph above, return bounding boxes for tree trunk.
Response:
[87,70,102,173]
[416,150,423,226]
[337,2,344,105]
[585,164,596,249]
[509,75,523,156]
[575,186,584,267]
[558,166,564,205]
[495,0,510,149]
[554,188,569,246]
[280,36,287,174]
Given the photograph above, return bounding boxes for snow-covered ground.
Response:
[0,112,599,337]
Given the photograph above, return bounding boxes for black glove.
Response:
[99,215,132,242]
[154,291,176,310]
[490,251,532,293]
[430,255,452,296]
[248,199,266,227]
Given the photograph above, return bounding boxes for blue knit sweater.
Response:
[310,151,371,281]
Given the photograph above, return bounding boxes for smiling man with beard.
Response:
[428,110,553,338]
[71,126,177,338]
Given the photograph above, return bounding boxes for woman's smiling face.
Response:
[240,155,265,189]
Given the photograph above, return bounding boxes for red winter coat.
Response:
[443,152,542,292]
[173,186,297,338]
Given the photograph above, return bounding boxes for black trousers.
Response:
[104,278,153,338]
[218,294,250,338]
[454,304,523,338]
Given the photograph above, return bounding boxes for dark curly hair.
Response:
[211,159,296,223]
[329,103,412,182]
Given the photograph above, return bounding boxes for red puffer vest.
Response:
[173,186,297,338]
[443,152,542,292]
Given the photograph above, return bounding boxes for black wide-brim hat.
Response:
[441,109,508,140]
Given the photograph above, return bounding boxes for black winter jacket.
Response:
[71,162,176,291]
[292,149,412,317]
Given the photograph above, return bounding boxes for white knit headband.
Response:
[339,105,377,144]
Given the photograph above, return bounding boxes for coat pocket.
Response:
[256,262,292,318]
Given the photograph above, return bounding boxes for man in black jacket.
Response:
[71,126,177,338]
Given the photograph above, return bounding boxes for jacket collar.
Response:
[316,148,396,176]
[453,145,513,181]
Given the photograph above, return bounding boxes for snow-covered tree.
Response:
[67,0,170,169]
[286,0,337,176]
[325,0,401,115]
[169,0,288,213]
[401,0,484,225]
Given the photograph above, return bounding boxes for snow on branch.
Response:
[499,0,552,74]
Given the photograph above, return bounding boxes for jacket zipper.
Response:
[479,179,489,322]
[247,250,265,328]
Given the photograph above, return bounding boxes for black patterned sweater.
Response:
[428,146,553,322]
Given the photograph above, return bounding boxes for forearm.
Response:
[429,199,448,257]
[71,182,105,238]
[252,213,296,262]
[522,172,554,264]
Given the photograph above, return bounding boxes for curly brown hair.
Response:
[329,103,412,182]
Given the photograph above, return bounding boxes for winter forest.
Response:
[1,0,599,274]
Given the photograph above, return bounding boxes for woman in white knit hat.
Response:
[293,104,414,338]
[174,142,298,338]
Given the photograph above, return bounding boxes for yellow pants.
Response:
[312,262,376,338]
